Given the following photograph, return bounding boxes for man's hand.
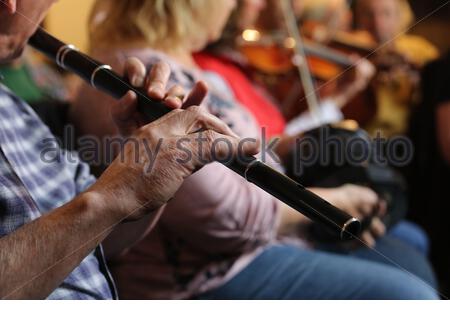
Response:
[90,106,259,220]
[111,58,209,137]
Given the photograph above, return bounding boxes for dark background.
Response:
[410,0,450,52]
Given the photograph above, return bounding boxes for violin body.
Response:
[237,30,362,121]
[239,44,340,120]
[238,30,353,81]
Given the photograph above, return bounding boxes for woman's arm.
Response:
[160,162,280,254]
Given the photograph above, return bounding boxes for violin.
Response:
[237,28,371,122]
[235,0,380,125]
[303,21,422,73]
[302,21,377,56]
[237,28,354,82]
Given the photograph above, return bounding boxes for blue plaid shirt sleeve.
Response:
[66,150,97,194]
[0,85,114,299]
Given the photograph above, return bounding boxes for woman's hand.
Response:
[333,57,376,109]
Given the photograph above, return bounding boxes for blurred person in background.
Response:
[301,0,353,35]
[197,0,431,256]
[196,0,375,162]
[71,0,439,300]
[354,0,439,137]
[243,0,379,132]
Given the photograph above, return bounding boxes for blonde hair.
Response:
[89,0,226,51]
[398,0,414,31]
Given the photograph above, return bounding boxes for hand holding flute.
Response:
[29,30,360,239]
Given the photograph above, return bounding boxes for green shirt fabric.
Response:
[0,64,46,103]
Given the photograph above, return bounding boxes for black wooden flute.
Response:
[28,29,360,240]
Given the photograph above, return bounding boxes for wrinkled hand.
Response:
[330,184,386,247]
[90,106,260,220]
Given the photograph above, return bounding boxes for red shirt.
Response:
[194,52,286,138]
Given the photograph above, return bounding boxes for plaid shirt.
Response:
[0,84,114,299]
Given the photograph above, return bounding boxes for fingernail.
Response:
[123,91,136,106]
[129,90,137,99]
[131,75,144,87]
[165,96,182,108]
[149,85,163,98]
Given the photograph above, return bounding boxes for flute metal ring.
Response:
[56,44,77,68]
[91,65,113,89]
[340,217,360,240]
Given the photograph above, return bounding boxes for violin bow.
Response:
[280,0,322,122]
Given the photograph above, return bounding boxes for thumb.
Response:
[182,81,209,109]
[4,0,17,14]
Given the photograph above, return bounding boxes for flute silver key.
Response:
[28,29,361,240]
